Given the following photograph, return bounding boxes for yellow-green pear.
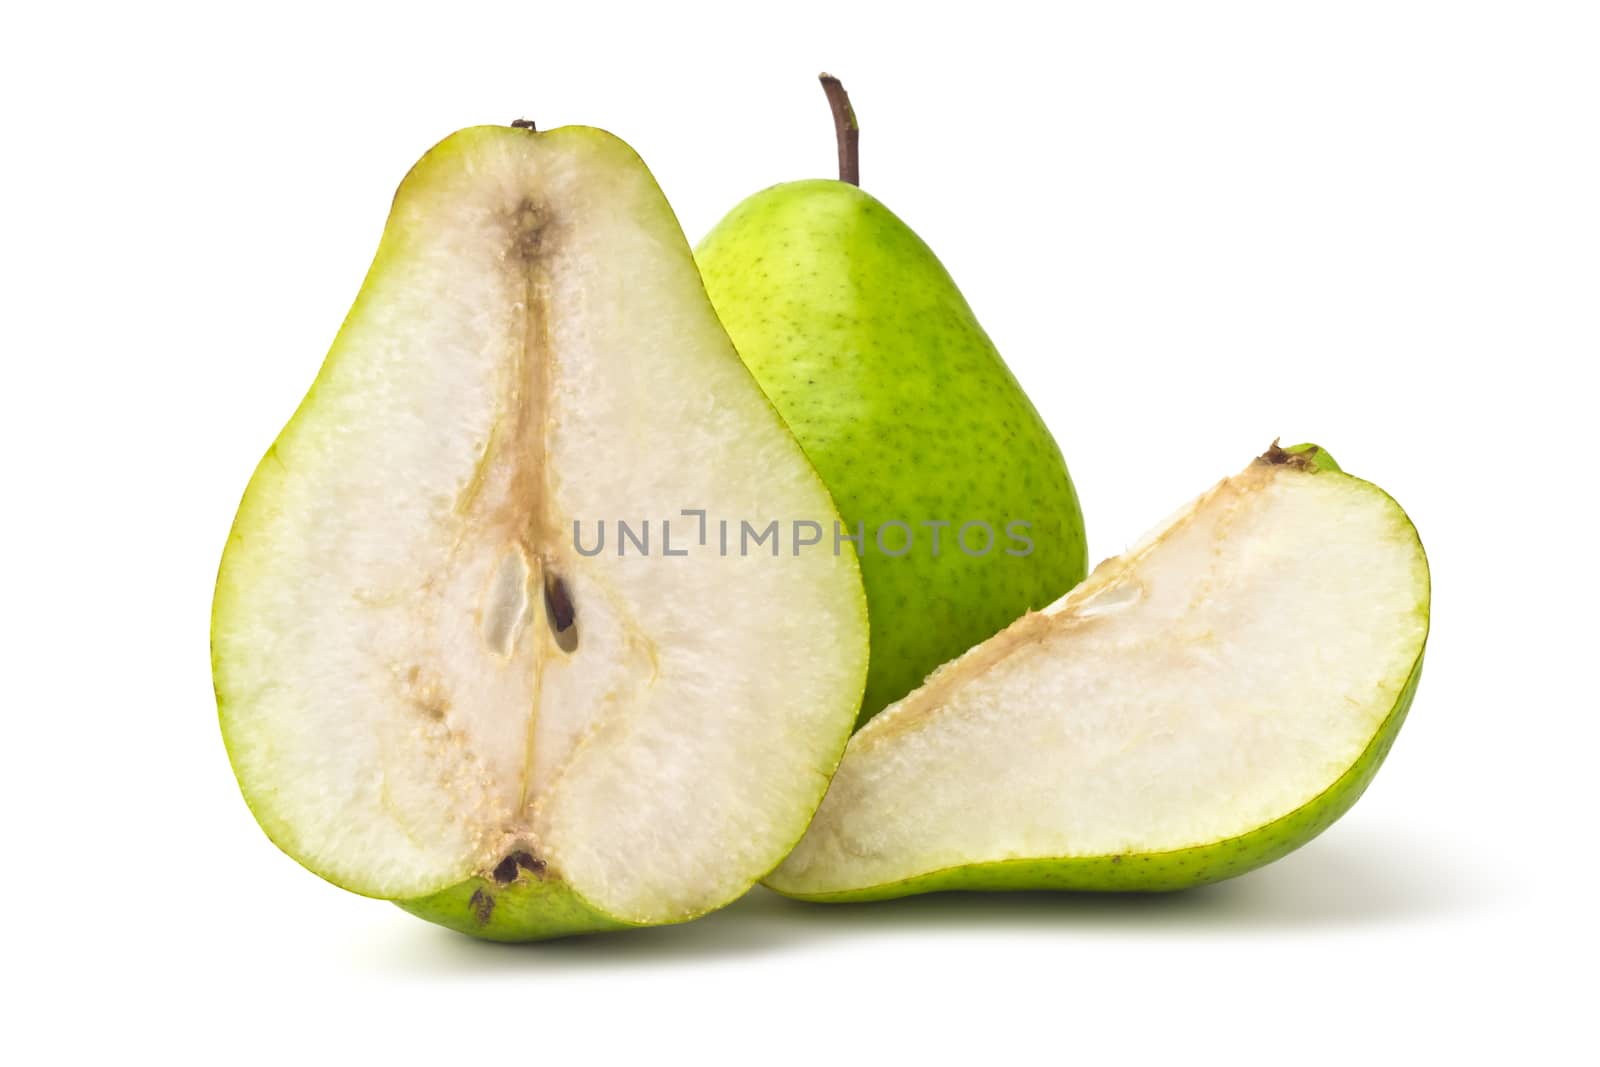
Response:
[696,76,1087,723]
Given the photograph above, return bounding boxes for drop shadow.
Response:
[761,826,1491,939]
[358,886,821,974]
[358,826,1491,972]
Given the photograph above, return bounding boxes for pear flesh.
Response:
[768,446,1429,900]
[212,126,868,939]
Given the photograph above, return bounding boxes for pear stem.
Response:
[819,73,859,186]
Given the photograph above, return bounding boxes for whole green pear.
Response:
[696,76,1087,723]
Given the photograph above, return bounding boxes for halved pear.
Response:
[212,125,868,940]
[768,444,1429,901]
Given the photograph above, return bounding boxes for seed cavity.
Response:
[483,546,532,657]
[1076,579,1145,619]
[544,571,578,653]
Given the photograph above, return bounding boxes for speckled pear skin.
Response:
[778,653,1425,902]
[397,865,633,941]
[696,181,1087,723]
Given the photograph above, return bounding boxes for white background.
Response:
[4,1,1596,1061]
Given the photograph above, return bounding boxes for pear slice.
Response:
[767,444,1429,901]
[212,125,868,940]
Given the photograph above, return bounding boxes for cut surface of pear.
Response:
[768,445,1428,901]
[212,125,868,939]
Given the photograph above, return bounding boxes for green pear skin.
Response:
[697,181,1087,722]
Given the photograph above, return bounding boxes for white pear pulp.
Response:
[772,459,1428,896]
[213,128,866,922]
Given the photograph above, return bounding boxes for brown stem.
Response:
[819,73,859,186]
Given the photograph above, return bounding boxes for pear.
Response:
[212,124,869,940]
[696,76,1088,724]
[768,444,1429,900]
